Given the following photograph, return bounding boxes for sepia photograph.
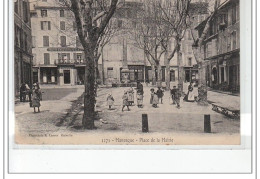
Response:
[13,0,241,145]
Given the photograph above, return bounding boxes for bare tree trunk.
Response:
[165,51,170,90]
[193,46,208,105]
[82,50,96,129]
[157,63,162,87]
[151,64,156,85]
[101,50,105,85]
[177,51,184,93]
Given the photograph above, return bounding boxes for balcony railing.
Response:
[55,59,86,65]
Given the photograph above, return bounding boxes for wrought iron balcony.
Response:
[55,59,86,65]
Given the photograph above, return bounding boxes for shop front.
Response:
[206,50,240,92]
[120,65,145,83]
[39,66,58,84]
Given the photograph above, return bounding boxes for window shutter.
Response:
[61,36,66,47]
[43,36,49,47]
[48,21,51,30]
[41,22,43,30]
[67,53,70,60]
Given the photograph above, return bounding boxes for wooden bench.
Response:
[211,103,240,119]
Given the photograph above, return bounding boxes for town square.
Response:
[13,0,240,144]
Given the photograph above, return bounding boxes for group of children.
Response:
[106,84,182,111]
[107,87,144,112]
[150,87,164,108]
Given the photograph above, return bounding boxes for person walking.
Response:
[122,91,130,112]
[31,83,41,113]
[156,87,164,104]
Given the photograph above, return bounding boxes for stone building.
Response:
[181,0,209,83]
[30,0,85,86]
[29,0,211,87]
[195,0,240,92]
[14,0,33,96]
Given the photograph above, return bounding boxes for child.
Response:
[150,88,155,104]
[136,91,143,108]
[31,83,41,113]
[157,87,164,104]
[122,91,130,112]
[127,87,134,106]
[170,86,177,104]
[106,93,114,110]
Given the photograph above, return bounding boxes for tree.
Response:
[60,0,118,129]
[159,0,191,91]
[131,0,172,86]
[188,0,220,105]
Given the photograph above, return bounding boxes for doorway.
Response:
[64,70,71,84]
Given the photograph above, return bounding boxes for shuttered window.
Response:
[41,21,51,30]
[60,10,65,17]
[60,21,65,30]
[60,36,66,47]
[44,53,50,65]
[43,36,49,47]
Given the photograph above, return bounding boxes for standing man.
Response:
[136,81,143,95]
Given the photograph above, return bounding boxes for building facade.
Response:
[14,0,33,96]
[181,0,209,83]
[29,0,211,87]
[30,0,85,86]
[196,0,240,92]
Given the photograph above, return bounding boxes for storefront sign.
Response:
[47,47,84,52]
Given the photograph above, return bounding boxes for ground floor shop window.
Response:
[40,68,57,84]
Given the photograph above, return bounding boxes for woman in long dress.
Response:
[186,82,195,102]
[152,91,159,108]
